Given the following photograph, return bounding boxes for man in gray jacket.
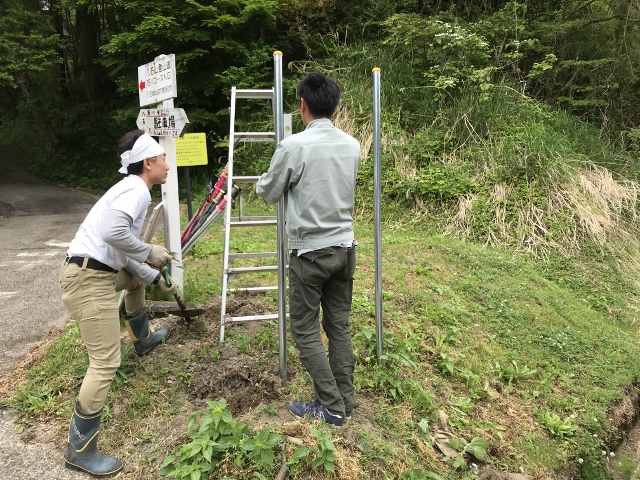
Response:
[256,72,361,427]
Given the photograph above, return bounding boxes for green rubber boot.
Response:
[123,306,171,356]
[64,403,123,477]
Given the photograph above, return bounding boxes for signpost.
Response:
[176,133,208,219]
[138,54,183,289]
[136,108,189,138]
[138,54,177,107]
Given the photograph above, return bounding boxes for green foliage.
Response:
[536,411,578,438]
[492,360,537,386]
[159,398,336,478]
[442,436,490,470]
[354,327,434,413]
[383,13,493,100]
[308,427,336,473]
[400,469,445,480]
[239,427,281,468]
[10,322,138,415]
[0,0,62,89]
[159,398,251,478]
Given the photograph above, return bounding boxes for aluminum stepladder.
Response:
[220,51,289,379]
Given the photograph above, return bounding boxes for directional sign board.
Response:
[138,54,177,107]
[176,133,208,167]
[137,108,189,137]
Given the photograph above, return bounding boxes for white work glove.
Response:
[157,273,178,296]
[146,244,173,269]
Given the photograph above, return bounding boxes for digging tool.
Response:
[162,266,204,322]
[148,305,206,320]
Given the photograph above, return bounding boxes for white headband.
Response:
[119,133,165,174]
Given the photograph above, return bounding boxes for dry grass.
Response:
[333,102,374,163]
[564,164,638,243]
[444,193,476,239]
[444,163,640,279]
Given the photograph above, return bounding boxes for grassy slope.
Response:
[5,194,640,479]
[4,66,640,480]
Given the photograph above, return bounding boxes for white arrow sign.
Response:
[138,54,177,107]
[136,108,189,137]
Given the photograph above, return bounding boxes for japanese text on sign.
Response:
[176,133,208,167]
[136,108,189,137]
[138,54,177,107]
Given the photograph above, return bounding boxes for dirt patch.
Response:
[608,381,640,445]
[160,293,290,413]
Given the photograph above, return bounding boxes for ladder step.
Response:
[229,252,277,260]
[230,216,276,222]
[234,132,275,143]
[227,265,279,274]
[229,219,277,227]
[232,176,261,183]
[228,286,279,293]
[225,313,289,323]
[235,89,273,99]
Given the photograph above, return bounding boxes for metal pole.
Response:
[372,67,383,363]
[273,51,287,380]
[185,166,193,220]
[219,88,237,345]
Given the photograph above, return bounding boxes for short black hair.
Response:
[117,130,145,175]
[296,72,340,119]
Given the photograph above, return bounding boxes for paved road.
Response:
[0,148,97,373]
[0,148,97,479]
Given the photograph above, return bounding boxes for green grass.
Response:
[170,198,640,477]
[3,195,640,478]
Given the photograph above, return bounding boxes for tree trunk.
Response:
[75,3,102,103]
[16,73,58,159]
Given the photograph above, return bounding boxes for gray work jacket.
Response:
[256,118,361,250]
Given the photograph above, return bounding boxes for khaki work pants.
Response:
[59,259,146,414]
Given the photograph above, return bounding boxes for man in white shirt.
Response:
[60,130,176,476]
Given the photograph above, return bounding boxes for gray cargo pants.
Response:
[288,245,356,417]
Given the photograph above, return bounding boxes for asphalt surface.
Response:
[0,148,97,373]
[0,148,100,479]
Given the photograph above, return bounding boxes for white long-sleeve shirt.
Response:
[67,175,157,284]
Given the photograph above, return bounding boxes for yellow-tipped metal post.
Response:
[273,51,288,380]
[372,67,383,363]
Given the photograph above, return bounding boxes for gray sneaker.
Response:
[288,400,345,427]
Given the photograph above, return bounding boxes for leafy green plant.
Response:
[239,427,280,468]
[444,436,490,470]
[177,371,195,387]
[308,427,336,473]
[263,404,277,417]
[492,360,537,386]
[160,398,339,478]
[536,411,578,438]
[13,385,54,413]
[159,398,253,478]
[284,426,336,476]
[400,469,445,480]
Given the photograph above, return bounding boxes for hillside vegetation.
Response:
[2,0,640,479]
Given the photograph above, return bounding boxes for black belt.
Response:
[65,256,118,273]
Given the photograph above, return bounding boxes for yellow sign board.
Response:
[176,133,208,167]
